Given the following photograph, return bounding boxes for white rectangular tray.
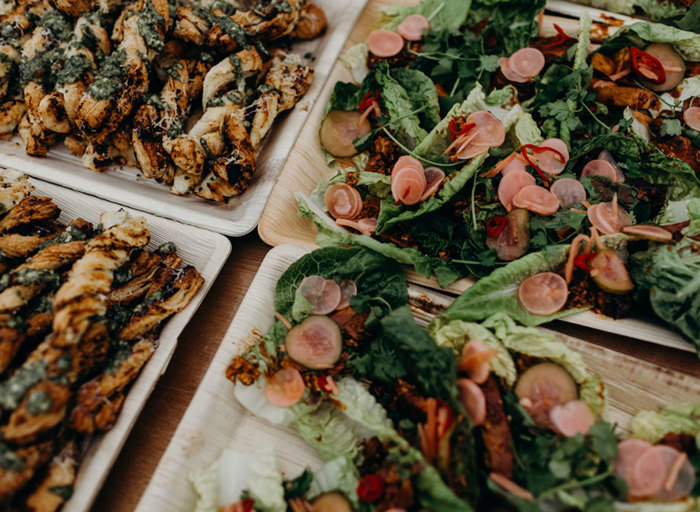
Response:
[0,0,368,236]
[20,177,231,512]
[137,244,700,511]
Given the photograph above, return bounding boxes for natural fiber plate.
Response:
[18,176,230,512]
[0,0,368,236]
[136,244,700,511]
[257,1,694,353]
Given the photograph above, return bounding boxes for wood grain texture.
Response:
[136,244,700,512]
[257,0,694,351]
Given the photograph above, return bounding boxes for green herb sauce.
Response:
[88,48,126,100]
[157,242,176,254]
[26,389,52,415]
[137,1,166,52]
[0,442,24,471]
[0,361,48,410]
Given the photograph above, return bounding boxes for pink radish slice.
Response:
[502,153,529,176]
[581,159,619,182]
[597,150,625,183]
[285,315,343,369]
[484,152,525,178]
[518,272,568,316]
[622,224,672,242]
[593,80,616,89]
[542,139,570,160]
[335,217,376,236]
[551,178,586,209]
[498,169,536,211]
[298,275,342,315]
[457,378,486,426]
[512,185,560,216]
[615,439,653,481]
[537,138,569,175]
[499,56,530,83]
[489,473,535,501]
[684,107,700,131]
[264,367,306,407]
[357,217,377,233]
[397,14,429,41]
[394,155,424,173]
[629,445,673,498]
[324,183,363,220]
[642,43,687,92]
[467,110,506,147]
[549,400,595,437]
[392,165,427,205]
[460,339,499,384]
[609,68,632,82]
[420,167,445,201]
[509,47,546,78]
[656,450,696,502]
[367,29,404,58]
[587,202,632,235]
[456,142,491,160]
[336,280,357,310]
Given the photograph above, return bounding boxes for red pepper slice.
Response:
[357,474,385,502]
[542,24,574,49]
[449,119,476,137]
[520,144,566,183]
[358,91,380,112]
[486,215,507,238]
[574,252,597,272]
[630,46,666,85]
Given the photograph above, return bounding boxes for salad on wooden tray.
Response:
[189,247,699,512]
[295,0,700,351]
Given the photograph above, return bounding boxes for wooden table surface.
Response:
[92,233,700,512]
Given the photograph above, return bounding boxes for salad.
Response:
[189,248,700,511]
[296,0,700,350]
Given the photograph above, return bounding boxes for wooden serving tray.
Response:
[137,244,700,511]
[257,0,694,352]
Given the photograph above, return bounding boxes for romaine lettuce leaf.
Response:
[629,403,700,444]
[393,67,441,129]
[602,21,700,61]
[381,0,473,32]
[308,457,360,506]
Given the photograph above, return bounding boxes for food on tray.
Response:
[297,0,700,348]
[0,169,203,506]
[191,247,698,511]
[565,0,698,31]
[0,0,326,202]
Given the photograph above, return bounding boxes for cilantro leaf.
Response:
[660,118,683,137]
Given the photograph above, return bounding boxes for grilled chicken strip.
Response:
[108,249,166,304]
[0,99,25,135]
[2,379,70,444]
[0,169,33,215]
[0,195,59,233]
[0,39,21,100]
[38,13,111,134]
[0,440,53,504]
[52,211,149,347]
[0,0,52,39]
[69,338,155,434]
[76,0,169,143]
[0,232,56,259]
[0,302,53,374]
[50,0,124,16]
[290,3,327,40]
[119,264,203,339]
[595,85,661,111]
[231,0,303,41]
[24,440,77,512]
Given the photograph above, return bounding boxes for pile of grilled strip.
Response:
[0,0,326,202]
[0,170,204,508]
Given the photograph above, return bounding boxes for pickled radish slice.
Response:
[456,142,491,160]
[551,178,586,208]
[357,217,377,233]
[466,110,506,148]
[460,339,499,384]
[549,400,594,437]
[597,150,625,183]
[489,473,535,501]
[499,57,529,83]
[630,446,670,498]
[298,275,342,315]
[587,202,632,235]
[485,152,527,178]
[509,47,545,78]
[336,217,376,236]
[394,155,424,173]
[285,315,343,369]
[324,183,363,220]
[392,164,427,205]
[518,272,568,316]
[458,378,486,426]
[397,14,429,41]
[512,185,560,216]
[622,224,673,242]
[616,439,653,481]
[657,450,696,502]
[684,107,700,131]
[420,167,445,201]
[337,280,357,310]
[581,159,620,183]
[367,29,404,58]
[320,110,371,157]
[498,169,536,211]
[642,43,686,92]
[502,153,528,176]
[537,138,569,175]
[264,367,306,407]
[515,363,578,427]
[589,250,634,294]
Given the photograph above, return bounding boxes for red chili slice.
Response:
[357,474,385,502]
[542,23,574,49]
[630,46,666,85]
[358,91,380,112]
[520,144,566,183]
[449,119,476,137]
[486,216,507,237]
[574,252,597,272]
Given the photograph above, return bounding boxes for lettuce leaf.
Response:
[629,403,700,444]
[381,0,473,32]
[308,457,360,506]
[600,21,700,61]
[393,67,441,129]
[374,63,429,145]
